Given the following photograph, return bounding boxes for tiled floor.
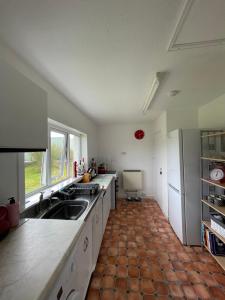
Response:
[86,199,225,299]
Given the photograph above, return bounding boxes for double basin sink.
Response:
[39,200,89,220]
[23,183,100,221]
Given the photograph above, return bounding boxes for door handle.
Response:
[83,236,89,252]
[168,184,180,194]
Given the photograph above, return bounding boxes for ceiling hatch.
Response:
[168,0,225,51]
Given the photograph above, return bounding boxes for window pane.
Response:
[25,152,46,194]
[50,131,67,184]
[69,134,80,176]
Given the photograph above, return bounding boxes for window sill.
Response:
[25,176,83,209]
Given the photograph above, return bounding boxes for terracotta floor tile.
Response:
[140,279,155,294]
[127,292,143,300]
[127,249,138,257]
[102,276,115,289]
[86,288,100,300]
[105,264,117,276]
[165,270,178,282]
[107,256,117,265]
[187,271,203,284]
[213,273,225,286]
[119,247,127,256]
[90,275,102,289]
[193,284,211,299]
[117,256,128,265]
[108,247,118,256]
[208,286,225,300]
[114,290,128,300]
[128,266,140,278]
[128,278,140,292]
[101,289,114,300]
[117,265,128,278]
[200,272,219,287]
[95,263,105,275]
[86,199,225,300]
[182,285,197,299]
[155,282,169,295]
[116,277,128,290]
[128,257,139,266]
[168,284,184,298]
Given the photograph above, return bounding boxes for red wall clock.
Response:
[134,129,145,140]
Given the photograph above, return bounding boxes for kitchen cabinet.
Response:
[0,59,47,151]
[91,195,103,271]
[48,217,92,300]
[73,216,92,300]
[102,183,112,232]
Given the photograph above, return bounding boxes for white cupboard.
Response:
[91,196,103,271]
[0,59,47,151]
[48,217,92,300]
[102,185,111,232]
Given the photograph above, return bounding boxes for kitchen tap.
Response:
[38,191,45,212]
[49,190,59,207]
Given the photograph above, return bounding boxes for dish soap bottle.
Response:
[7,197,19,227]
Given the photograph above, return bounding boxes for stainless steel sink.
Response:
[39,200,88,220]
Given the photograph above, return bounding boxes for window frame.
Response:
[24,121,82,199]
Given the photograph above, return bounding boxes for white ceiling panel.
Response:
[168,0,225,50]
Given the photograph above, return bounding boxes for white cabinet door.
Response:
[92,197,103,271]
[102,183,112,232]
[0,59,47,150]
[168,185,185,244]
[74,218,92,300]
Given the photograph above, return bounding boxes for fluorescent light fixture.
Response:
[143,72,161,114]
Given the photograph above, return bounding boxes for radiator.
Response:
[122,170,142,192]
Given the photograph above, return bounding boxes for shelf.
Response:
[201,157,225,162]
[203,244,225,271]
[201,199,225,217]
[201,178,225,189]
[201,131,225,138]
[202,220,225,244]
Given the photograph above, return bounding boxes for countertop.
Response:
[0,218,83,300]
[91,173,116,190]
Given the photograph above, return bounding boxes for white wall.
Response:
[98,123,153,197]
[0,42,98,204]
[167,108,199,132]
[198,93,225,129]
[149,112,168,218]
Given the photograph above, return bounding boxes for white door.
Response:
[167,129,182,191]
[152,132,163,208]
[168,185,185,244]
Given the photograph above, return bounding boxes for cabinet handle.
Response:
[83,236,89,252]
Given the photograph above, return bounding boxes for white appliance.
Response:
[167,129,201,245]
[123,170,142,191]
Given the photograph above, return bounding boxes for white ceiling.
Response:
[0,0,225,124]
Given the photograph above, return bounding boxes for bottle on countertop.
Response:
[73,161,77,177]
[7,197,19,227]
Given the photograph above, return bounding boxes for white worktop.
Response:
[91,173,116,189]
[0,218,83,300]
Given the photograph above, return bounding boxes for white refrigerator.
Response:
[167,129,201,245]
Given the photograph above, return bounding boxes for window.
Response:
[24,152,46,194]
[50,130,67,184]
[24,123,81,196]
[69,134,80,176]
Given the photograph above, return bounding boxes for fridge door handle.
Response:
[168,184,180,194]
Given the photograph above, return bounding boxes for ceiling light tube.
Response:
[143,72,161,114]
